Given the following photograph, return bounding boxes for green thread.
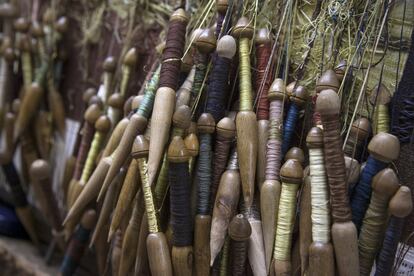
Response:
[137,65,161,119]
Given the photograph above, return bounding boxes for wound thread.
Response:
[206,56,232,122]
[351,156,387,232]
[22,52,32,88]
[220,236,230,276]
[190,53,208,108]
[3,163,28,207]
[274,183,299,261]
[154,154,169,210]
[138,158,159,233]
[197,133,213,215]
[375,216,404,276]
[136,66,161,118]
[239,38,253,111]
[73,122,95,180]
[358,195,389,276]
[210,135,234,211]
[374,104,390,134]
[60,225,91,276]
[266,100,283,180]
[321,114,352,222]
[80,132,104,184]
[231,239,248,276]
[309,148,331,243]
[282,103,299,156]
[169,162,192,246]
[255,43,271,120]
[159,18,187,89]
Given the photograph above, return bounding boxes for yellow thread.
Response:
[239,38,253,111]
[138,158,159,233]
[358,194,388,276]
[273,182,299,261]
[374,104,389,134]
[22,52,32,88]
[120,66,130,97]
[80,132,103,184]
[309,148,331,243]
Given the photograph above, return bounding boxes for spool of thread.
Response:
[316,89,359,276]
[228,214,251,276]
[102,56,116,103]
[233,17,258,208]
[168,136,192,276]
[358,168,400,276]
[351,132,400,232]
[375,186,412,276]
[273,159,303,275]
[281,85,307,156]
[147,9,189,189]
[59,210,97,276]
[206,35,236,122]
[370,84,391,135]
[343,117,370,161]
[215,0,229,37]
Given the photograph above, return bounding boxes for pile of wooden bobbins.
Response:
[0,1,413,276]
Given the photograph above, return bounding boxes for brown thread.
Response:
[73,122,95,180]
[255,43,272,120]
[321,114,352,222]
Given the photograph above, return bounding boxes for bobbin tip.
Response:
[216,117,236,139]
[290,85,307,107]
[84,104,102,124]
[196,28,216,54]
[350,117,370,141]
[184,133,199,157]
[0,3,18,18]
[95,115,111,133]
[228,214,251,241]
[372,168,400,197]
[55,16,68,33]
[108,93,125,109]
[232,17,254,39]
[369,84,391,105]
[216,35,236,59]
[42,9,55,25]
[306,127,323,148]
[315,89,340,115]
[186,122,197,135]
[83,88,97,103]
[88,95,103,109]
[389,186,412,218]
[173,105,192,129]
[198,113,216,134]
[171,8,189,23]
[168,136,189,163]
[280,159,303,184]
[285,147,305,164]
[316,70,340,93]
[286,81,296,96]
[131,95,144,110]
[29,159,50,180]
[14,17,29,32]
[334,60,347,81]
[123,47,138,67]
[216,0,229,13]
[268,78,287,101]
[255,28,271,44]
[3,47,14,63]
[131,135,149,159]
[368,132,400,163]
[103,56,116,72]
[81,209,97,230]
[30,21,44,37]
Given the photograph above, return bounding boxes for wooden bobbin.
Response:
[345,156,361,189]
[210,152,240,265]
[255,28,271,191]
[274,159,303,276]
[316,89,359,276]
[196,27,217,54]
[233,17,257,209]
[123,47,137,67]
[306,127,335,276]
[316,70,340,93]
[82,88,97,105]
[229,214,251,275]
[367,132,400,163]
[285,147,305,164]
[389,186,413,218]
